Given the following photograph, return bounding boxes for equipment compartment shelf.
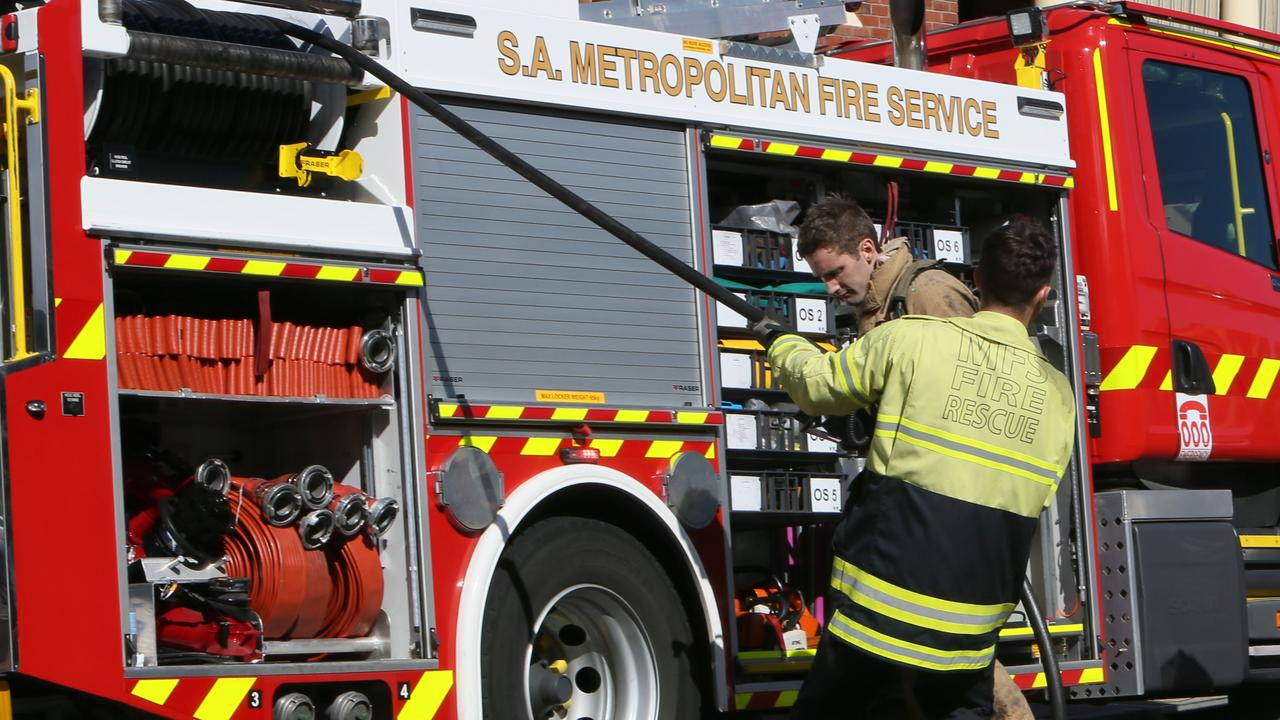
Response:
[724,410,842,455]
[729,470,845,518]
[119,389,394,408]
[712,265,817,285]
[715,290,836,337]
[736,648,818,675]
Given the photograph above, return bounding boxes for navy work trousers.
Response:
[788,636,995,720]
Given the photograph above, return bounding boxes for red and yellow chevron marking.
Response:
[435,403,723,426]
[112,249,424,287]
[1098,345,1280,400]
[127,671,453,719]
[708,134,1074,188]
[734,689,800,710]
[56,298,107,360]
[129,677,256,720]
[396,671,454,719]
[1011,666,1105,690]
[452,434,717,460]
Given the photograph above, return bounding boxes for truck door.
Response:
[0,49,50,672]
[1128,33,1280,462]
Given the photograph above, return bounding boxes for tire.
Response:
[481,516,704,720]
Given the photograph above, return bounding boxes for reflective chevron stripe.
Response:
[434,402,722,425]
[112,248,422,287]
[1099,345,1280,400]
[708,134,1073,188]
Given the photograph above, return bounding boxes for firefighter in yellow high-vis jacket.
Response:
[753,217,1076,720]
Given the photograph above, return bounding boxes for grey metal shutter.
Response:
[411,102,704,407]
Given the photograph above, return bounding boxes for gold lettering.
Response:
[770,70,792,110]
[887,85,905,125]
[982,100,1000,139]
[941,95,960,132]
[904,88,923,128]
[705,60,727,102]
[684,57,704,98]
[527,36,556,79]
[728,63,749,105]
[841,79,862,121]
[964,98,983,136]
[596,44,619,88]
[570,41,596,84]
[747,67,770,106]
[817,77,838,117]
[863,83,881,122]
[497,31,520,76]
[638,51,660,93]
[922,93,940,131]
[790,72,810,114]
[660,54,682,96]
[615,47,637,89]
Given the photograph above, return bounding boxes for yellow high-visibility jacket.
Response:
[768,311,1076,672]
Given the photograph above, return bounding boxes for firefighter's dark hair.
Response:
[978,216,1058,306]
[796,195,878,258]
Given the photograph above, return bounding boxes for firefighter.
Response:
[798,196,1032,720]
[798,196,1031,720]
[754,217,1075,719]
[796,195,977,334]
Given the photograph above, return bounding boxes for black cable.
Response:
[270,19,768,325]
[1022,579,1067,720]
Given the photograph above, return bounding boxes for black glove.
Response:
[750,315,786,347]
[800,411,874,454]
[836,410,874,453]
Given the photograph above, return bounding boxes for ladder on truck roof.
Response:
[579,0,852,39]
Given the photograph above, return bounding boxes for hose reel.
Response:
[85,0,349,189]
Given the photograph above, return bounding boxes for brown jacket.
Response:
[854,237,979,336]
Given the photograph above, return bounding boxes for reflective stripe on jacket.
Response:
[767,311,1076,671]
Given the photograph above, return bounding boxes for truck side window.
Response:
[1142,60,1276,270]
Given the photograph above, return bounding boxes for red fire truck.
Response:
[0,0,1264,717]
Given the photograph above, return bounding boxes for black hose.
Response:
[270,19,768,325]
[126,29,361,84]
[1022,579,1068,720]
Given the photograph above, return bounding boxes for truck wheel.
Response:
[481,516,703,720]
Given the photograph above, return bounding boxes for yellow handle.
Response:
[279,143,363,187]
[1220,112,1255,258]
[0,64,38,362]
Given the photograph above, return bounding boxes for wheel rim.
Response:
[524,583,659,720]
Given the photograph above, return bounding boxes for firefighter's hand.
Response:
[750,316,786,347]
[800,412,873,453]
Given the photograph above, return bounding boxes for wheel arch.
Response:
[452,464,728,719]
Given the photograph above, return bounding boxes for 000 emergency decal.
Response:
[1175,393,1213,461]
